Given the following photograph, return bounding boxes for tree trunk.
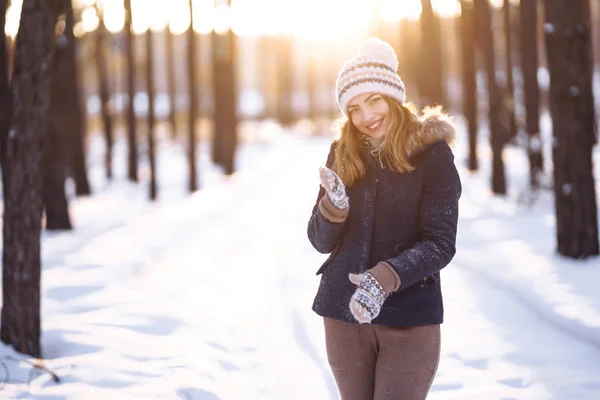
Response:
[503,0,517,139]
[212,25,237,175]
[306,46,317,120]
[187,0,197,192]
[0,0,11,167]
[460,0,478,171]
[124,0,138,182]
[146,28,157,200]
[95,7,114,179]
[419,0,445,106]
[166,26,177,139]
[43,0,74,231]
[474,0,507,194]
[277,35,294,126]
[519,0,543,188]
[1,0,60,358]
[59,0,90,196]
[543,0,599,258]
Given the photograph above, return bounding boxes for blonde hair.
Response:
[333,96,421,187]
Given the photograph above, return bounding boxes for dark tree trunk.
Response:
[419,0,445,106]
[166,26,177,139]
[503,0,517,139]
[124,0,138,182]
[212,26,237,175]
[543,0,599,258]
[474,0,507,194]
[277,35,294,126]
[187,0,197,192]
[95,6,114,179]
[460,0,478,171]
[0,0,11,167]
[59,0,90,196]
[519,0,543,188]
[146,28,157,200]
[1,0,60,358]
[43,0,74,231]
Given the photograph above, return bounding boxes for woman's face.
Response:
[347,93,390,142]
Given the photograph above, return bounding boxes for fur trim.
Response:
[405,106,457,157]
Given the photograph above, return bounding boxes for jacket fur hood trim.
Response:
[405,106,457,158]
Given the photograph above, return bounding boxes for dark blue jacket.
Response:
[307,114,462,326]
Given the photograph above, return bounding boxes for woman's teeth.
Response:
[368,120,382,130]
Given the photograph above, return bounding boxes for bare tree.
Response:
[1,0,60,358]
[146,27,157,200]
[519,0,543,188]
[543,0,599,258]
[165,25,177,139]
[0,0,11,167]
[43,1,74,231]
[474,0,507,194]
[419,0,445,106]
[95,4,114,179]
[276,35,294,126]
[187,0,198,192]
[459,0,478,171]
[502,0,517,139]
[124,0,138,181]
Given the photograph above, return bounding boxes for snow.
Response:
[0,116,599,399]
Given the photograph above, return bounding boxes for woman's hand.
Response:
[319,167,349,210]
[348,272,388,323]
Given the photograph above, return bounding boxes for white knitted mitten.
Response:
[349,272,388,323]
[319,167,349,210]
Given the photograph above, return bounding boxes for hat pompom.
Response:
[357,37,398,72]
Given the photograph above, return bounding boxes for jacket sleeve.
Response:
[307,141,348,254]
[385,142,461,290]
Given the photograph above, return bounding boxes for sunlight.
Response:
[4,0,22,37]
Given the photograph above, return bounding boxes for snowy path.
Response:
[1,134,599,399]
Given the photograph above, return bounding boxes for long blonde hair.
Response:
[333,96,421,187]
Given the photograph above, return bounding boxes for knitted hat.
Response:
[336,38,405,117]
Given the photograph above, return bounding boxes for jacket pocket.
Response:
[315,242,341,275]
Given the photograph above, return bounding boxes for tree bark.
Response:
[474,0,507,194]
[503,0,517,139]
[187,0,198,192]
[543,0,599,258]
[1,0,60,358]
[459,0,478,171]
[0,0,11,167]
[43,0,74,231]
[277,35,294,126]
[519,0,543,188]
[124,0,138,182]
[95,6,114,179]
[146,28,157,200]
[419,0,445,106]
[212,25,237,175]
[165,26,177,139]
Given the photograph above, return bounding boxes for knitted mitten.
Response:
[319,167,349,210]
[349,272,388,323]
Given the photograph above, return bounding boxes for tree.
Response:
[276,35,294,126]
[95,4,114,179]
[124,0,138,182]
[165,25,177,139]
[519,0,543,188]
[419,0,445,106]
[474,0,507,194]
[1,0,60,358]
[146,27,157,200]
[459,0,478,171]
[502,0,517,139]
[43,1,74,231]
[187,0,198,192]
[212,1,237,175]
[543,0,599,258]
[0,0,11,167]
[63,0,90,196]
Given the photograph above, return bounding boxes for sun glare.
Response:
[5,0,466,38]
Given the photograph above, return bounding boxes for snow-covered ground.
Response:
[0,116,599,399]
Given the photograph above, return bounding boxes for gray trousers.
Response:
[324,318,440,400]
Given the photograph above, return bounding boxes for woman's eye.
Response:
[371,97,381,104]
[349,108,357,114]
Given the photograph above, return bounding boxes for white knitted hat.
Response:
[336,38,405,117]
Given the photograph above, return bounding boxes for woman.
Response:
[307,38,461,400]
